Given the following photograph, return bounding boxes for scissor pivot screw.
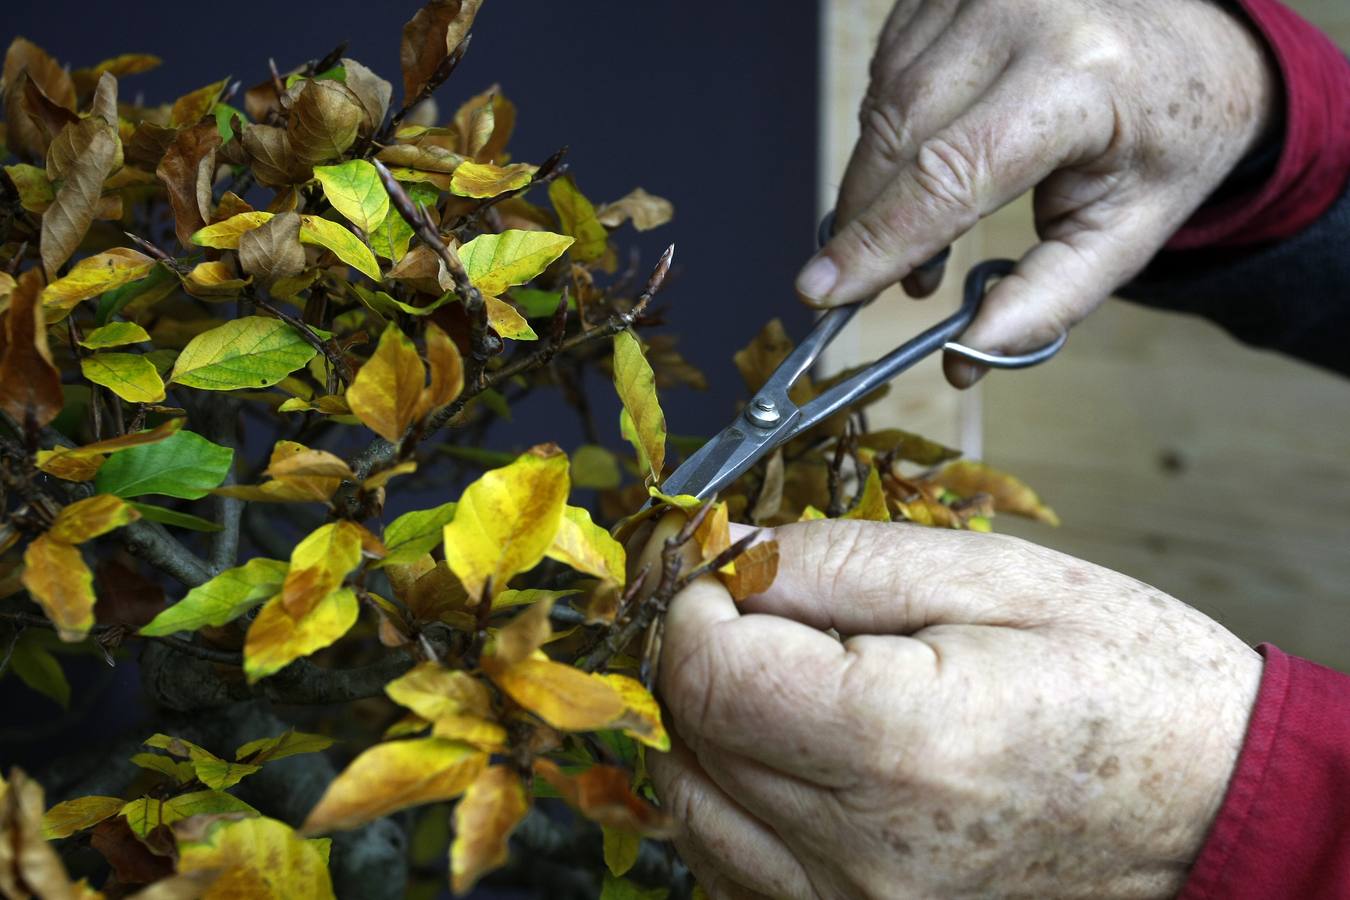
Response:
[746,398,781,427]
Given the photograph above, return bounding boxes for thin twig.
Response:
[204,398,242,573]
[254,294,353,385]
[0,612,240,665]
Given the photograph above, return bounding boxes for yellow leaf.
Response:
[301,738,487,833]
[451,765,529,894]
[182,260,250,299]
[600,673,670,751]
[21,535,95,641]
[264,442,354,482]
[483,295,538,341]
[596,187,674,232]
[613,330,666,482]
[77,321,151,349]
[41,795,124,839]
[489,658,626,733]
[176,815,334,900]
[693,500,732,571]
[46,494,139,543]
[442,444,570,603]
[459,230,574,296]
[312,159,389,233]
[385,662,493,721]
[169,77,226,126]
[243,587,359,683]
[843,467,890,522]
[80,353,167,403]
[548,176,608,263]
[299,214,381,281]
[926,460,1060,526]
[235,729,334,764]
[488,597,555,668]
[798,505,827,521]
[39,248,156,315]
[191,211,275,249]
[35,418,185,481]
[547,505,625,588]
[430,714,507,751]
[346,324,425,442]
[449,161,535,199]
[362,460,417,490]
[281,521,365,617]
[417,322,462,418]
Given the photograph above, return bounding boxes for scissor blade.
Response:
[655,416,788,503]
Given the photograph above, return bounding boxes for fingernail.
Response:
[795,255,838,302]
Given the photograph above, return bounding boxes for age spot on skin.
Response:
[965,821,996,848]
[1167,102,1181,119]
[932,810,954,832]
[1097,755,1120,779]
[882,827,914,856]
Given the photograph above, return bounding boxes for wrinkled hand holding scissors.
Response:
[655,213,1066,502]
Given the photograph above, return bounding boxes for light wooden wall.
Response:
[819,1,1350,668]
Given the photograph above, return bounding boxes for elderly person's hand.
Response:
[798,0,1278,387]
[642,519,1262,899]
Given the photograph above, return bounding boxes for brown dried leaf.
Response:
[40,118,120,276]
[241,124,311,187]
[156,122,221,248]
[3,38,76,159]
[19,73,79,149]
[123,121,178,170]
[596,188,674,231]
[399,0,482,101]
[719,541,780,601]
[0,769,82,899]
[238,210,305,288]
[287,79,361,167]
[90,72,118,127]
[341,57,392,135]
[169,78,226,127]
[0,269,61,428]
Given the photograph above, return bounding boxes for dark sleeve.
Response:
[1117,179,1350,378]
[1179,645,1350,899]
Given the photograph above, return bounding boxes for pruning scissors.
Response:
[655,212,1067,502]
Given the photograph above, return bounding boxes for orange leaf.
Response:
[46,494,140,544]
[417,322,462,419]
[718,540,780,602]
[487,597,554,668]
[533,759,674,837]
[926,460,1059,525]
[451,765,529,894]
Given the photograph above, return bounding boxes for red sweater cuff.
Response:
[1180,645,1350,899]
[1167,0,1350,249]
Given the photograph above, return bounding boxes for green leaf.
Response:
[78,322,151,349]
[313,159,390,233]
[234,729,334,763]
[548,176,608,263]
[80,353,166,403]
[600,874,668,900]
[571,444,621,490]
[213,101,247,142]
[127,502,223,532]
[379,502,458,567]
[351,284,455,318]
[95,265,176,325]
[613,331,667,482]
[129,752,195,782]
[459,230,574,297]
[510,288,573,318]
[299,215,381,280]
[603,826,641,877]
[95,429,234,500]
[8,633,70,708]
[492,588,580,609]
[140,558,288,636]
[169,316,317,390]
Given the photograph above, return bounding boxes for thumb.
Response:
[735,519,1059,635]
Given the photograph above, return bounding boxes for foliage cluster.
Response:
[0,2,1055,897]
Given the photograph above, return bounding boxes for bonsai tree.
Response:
[0,2,1057,897]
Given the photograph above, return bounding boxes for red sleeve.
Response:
[1180,645,1350,898]
[1167,0,1350,249]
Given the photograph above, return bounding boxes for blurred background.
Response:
[821,0,1350,669]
